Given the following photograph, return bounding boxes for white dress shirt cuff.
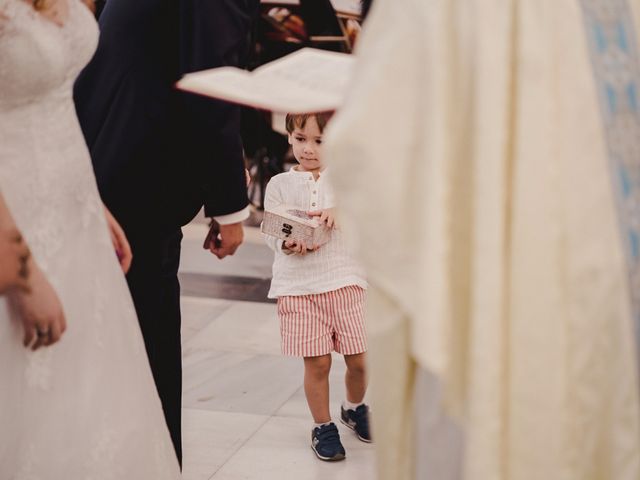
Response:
[213,206,250,225]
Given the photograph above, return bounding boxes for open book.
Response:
[261,0,362,16]
[176,48,355,113]
[329,0,362,16]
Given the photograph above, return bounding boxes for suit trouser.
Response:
[125,228,183,466]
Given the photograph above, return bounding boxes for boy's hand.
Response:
[283,239,319,255]
[308,208,337,229]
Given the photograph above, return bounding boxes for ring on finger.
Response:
[18,252,30,279]
[36,327,50,337]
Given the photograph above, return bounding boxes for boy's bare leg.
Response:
[344,352,368,403]
[304,354,332,423]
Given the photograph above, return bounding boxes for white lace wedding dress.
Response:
[0,0,181,478]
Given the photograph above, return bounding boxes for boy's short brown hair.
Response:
[285,112,333,134]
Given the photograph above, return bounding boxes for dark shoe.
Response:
[340,404,372,443]
[311,423,346,461]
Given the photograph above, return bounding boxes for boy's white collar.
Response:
[289,166,327,177]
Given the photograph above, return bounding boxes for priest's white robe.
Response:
[325,0,640,479]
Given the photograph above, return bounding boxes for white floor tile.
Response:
[183,350,303,415]
[182,408,269,480]
[181,296,234,343]
[211,416,376,480]
[275,384,347,422]
[183,301,280,356]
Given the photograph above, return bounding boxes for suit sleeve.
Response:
[178,0,260,217]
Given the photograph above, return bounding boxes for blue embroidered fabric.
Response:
[580,0,640,359]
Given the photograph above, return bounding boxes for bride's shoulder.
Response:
[0,2,11,33]
[0,0,21,23]
[0,0,29,33]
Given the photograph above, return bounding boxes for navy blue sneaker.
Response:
[311,423,346,461]
[340,404,372,443]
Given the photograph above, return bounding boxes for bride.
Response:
[0,0,181,477]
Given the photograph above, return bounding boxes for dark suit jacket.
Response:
[75,0,258,231]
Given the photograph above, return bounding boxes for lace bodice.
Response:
[0,0,101,277]
[0,0,97,108]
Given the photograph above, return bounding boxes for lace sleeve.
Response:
[0,0,16,36]
[0,0,29,33]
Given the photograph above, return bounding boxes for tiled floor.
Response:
[179,221,376,480]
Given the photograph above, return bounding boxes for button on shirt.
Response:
[263,167,367,298]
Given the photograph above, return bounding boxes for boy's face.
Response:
[288,116,323,174]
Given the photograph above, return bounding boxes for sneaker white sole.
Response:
[310,444,346,461]
[340,417,373,443]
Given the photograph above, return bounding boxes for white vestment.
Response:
[325,0,640,478]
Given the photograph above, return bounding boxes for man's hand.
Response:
[0,229,31,294]
[206,221,244,259]
[9,262,66,350]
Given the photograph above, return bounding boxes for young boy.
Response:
[263,112,372,461]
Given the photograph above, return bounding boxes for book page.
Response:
[176,48,354,113]
[330,0,361,16]
[260,0,361,16]
[261,0,299,4]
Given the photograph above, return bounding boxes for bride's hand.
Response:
[0,229,31,294]
[9,261,66,350]
[103,205,132,274]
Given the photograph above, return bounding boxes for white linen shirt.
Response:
[263,167,367,298]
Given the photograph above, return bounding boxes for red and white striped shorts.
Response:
[277,285,367,357]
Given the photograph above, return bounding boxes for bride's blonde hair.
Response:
[32,0,48,11]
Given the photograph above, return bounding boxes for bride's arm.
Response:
[0,193,67,350]
[0,193,32,294]
[80,0,96,15]
[0,199,30,295]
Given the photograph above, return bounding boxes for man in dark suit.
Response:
[74,0,259,465]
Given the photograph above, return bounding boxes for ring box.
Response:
[261,205,332,246]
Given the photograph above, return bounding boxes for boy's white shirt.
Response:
[263,166,367,298]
